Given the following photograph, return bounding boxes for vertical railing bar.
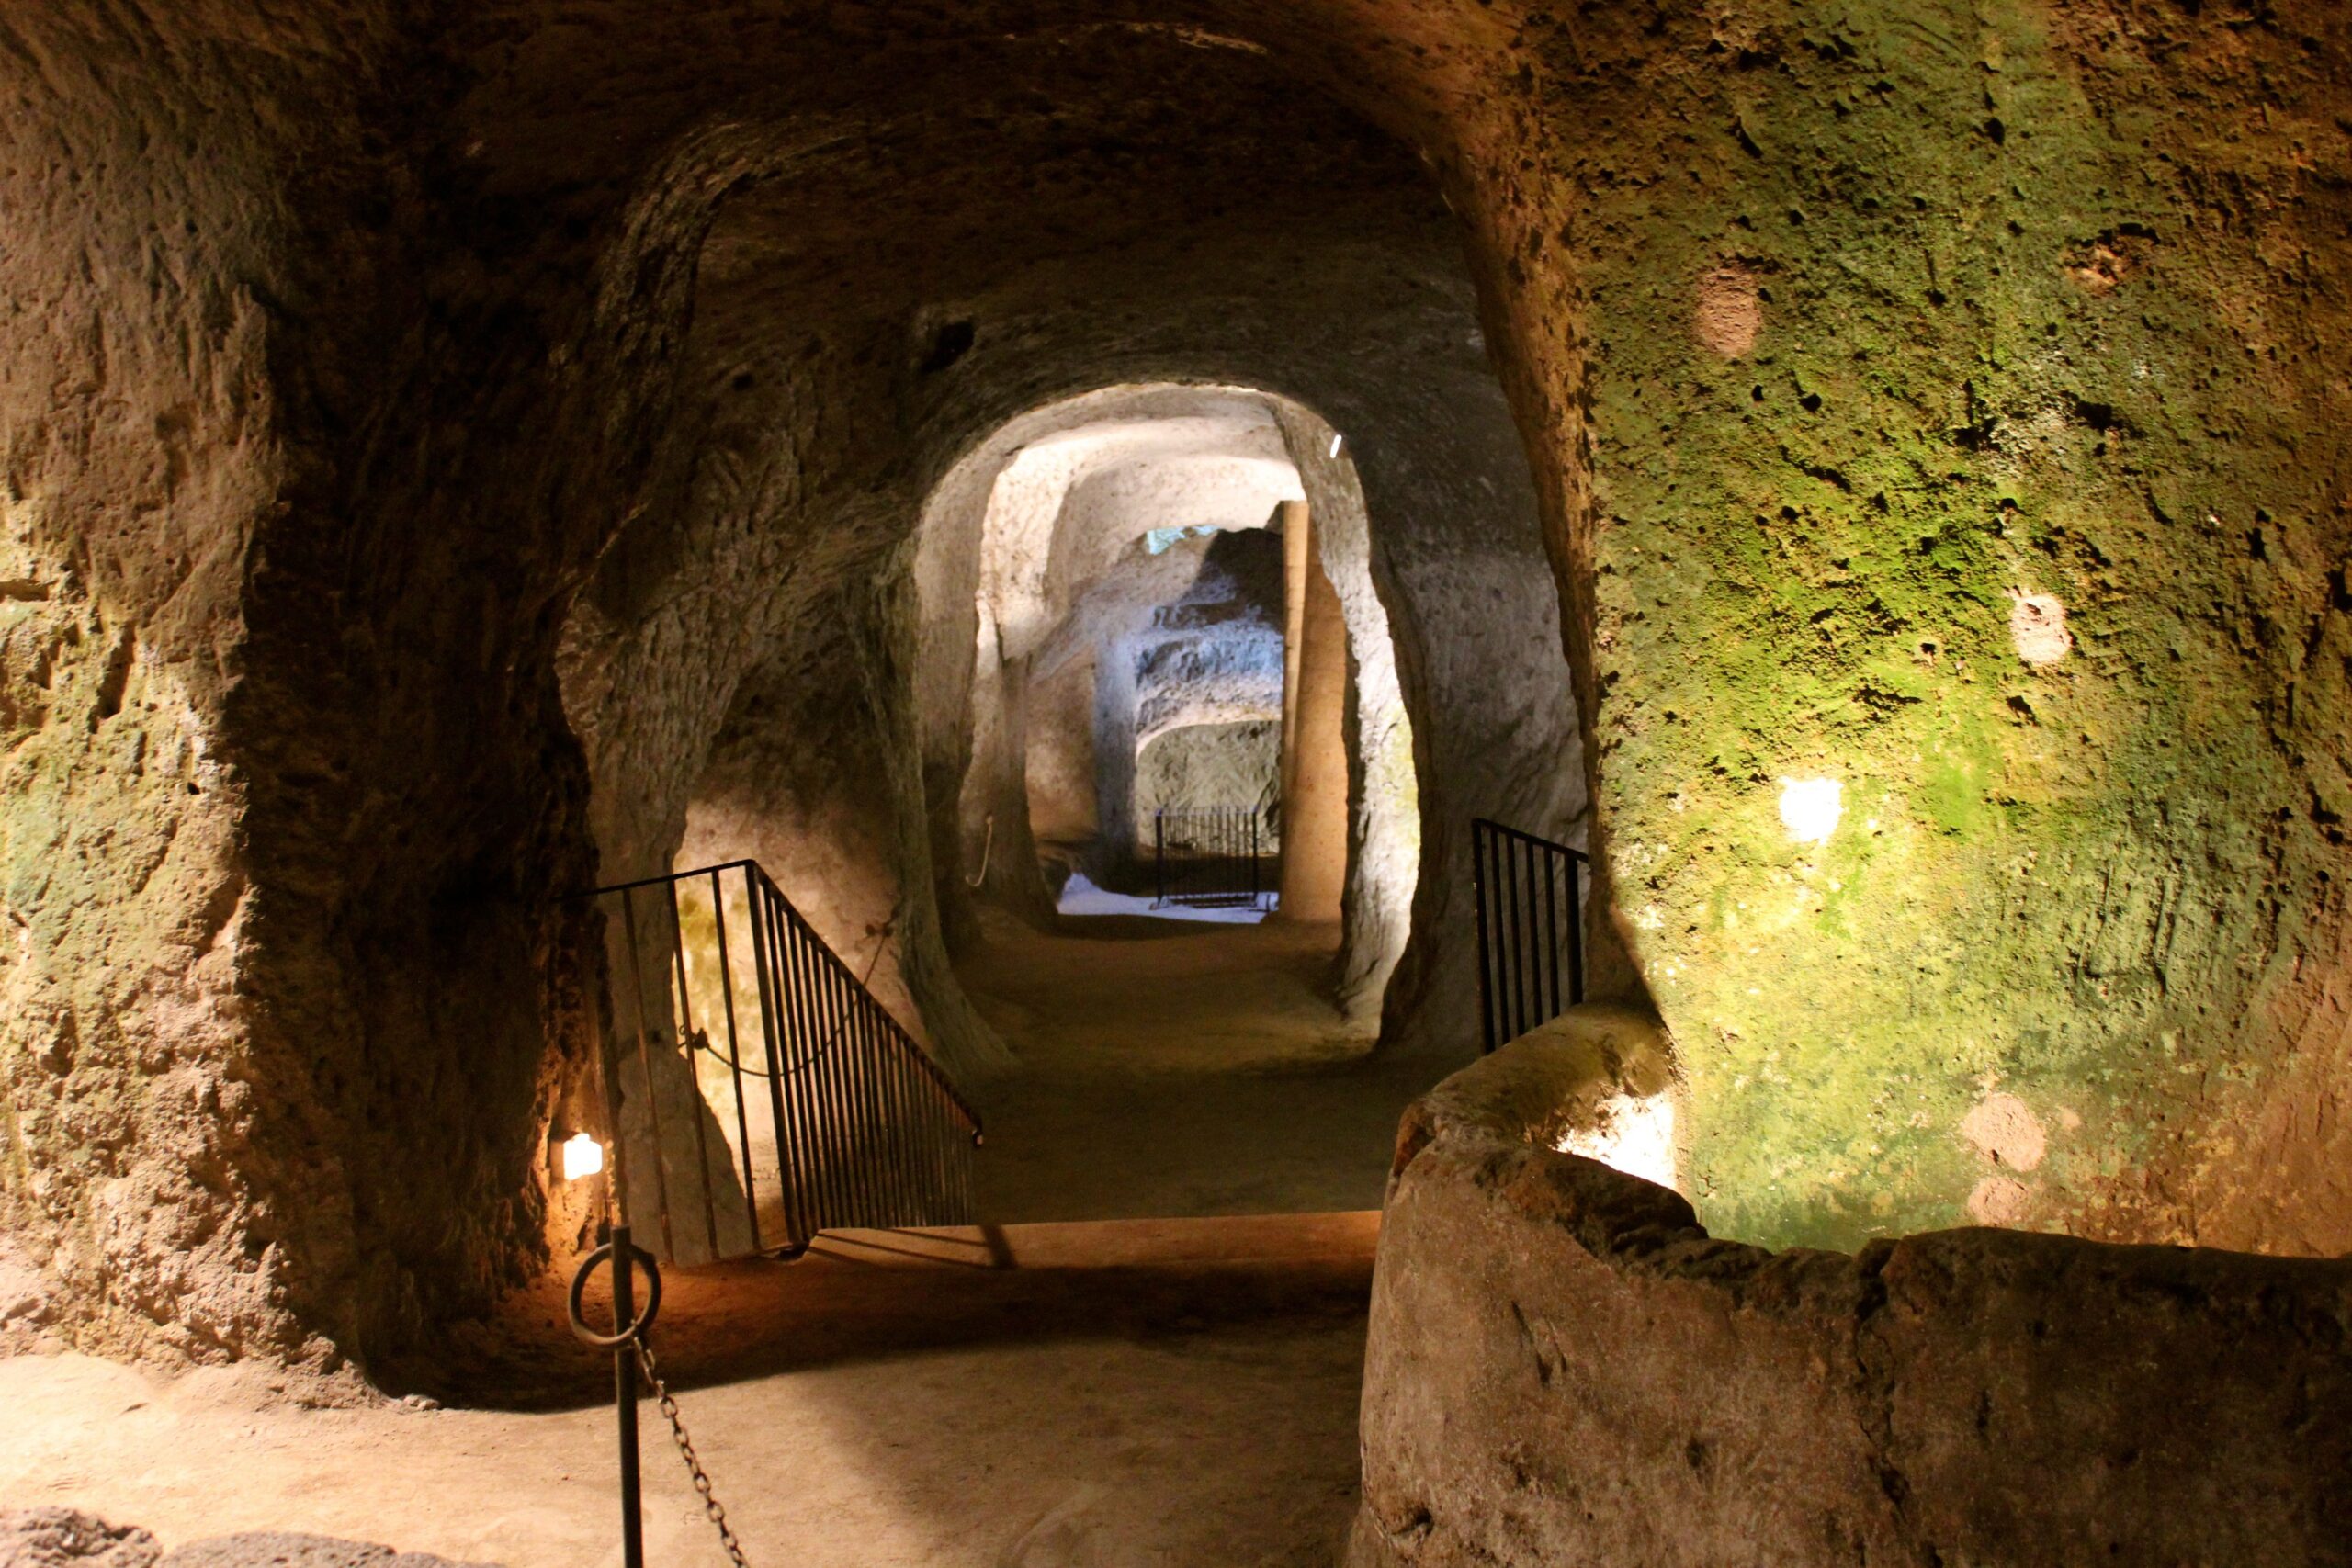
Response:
[707,868,761,1253]
[965,1107,980,1218]
[759,877,812,1244]
[928,1072,953,1217]
[1522,836,1542,1036]
[1542,836,1560,1024]
[1526,836,1545,1034]
[1472,823,1495,1052]
[913,1037,944,1222]
[818,911,875,1232]
[744,870,799,1248]
[1568,852,1588,1006]
[1505,830,1521,1036]
[905,1062,932,1224]
[895,1039,924,1226]
[884,1024,912,1232]
[827,958,868,1228]
[617,887,676,1260]
[794,902,840,1239]
[876,1008,916,1228]
[766,876,820,1247]
[755,879,804,1245]
[1528,835,1544,1027]
[1534,836,1551,1028]
[788,897,846,1234]
[1499,832,1517,1041]
[945,1104,962,1222]
[766,892,817,1235]
[851,975,894,1229]
[850,984,891,1228]
[1485,827,1501,1038]
[946,1089,966,1222]
[1498,831,1513,1040]
[830,939,874,1229]
[784,886,837,1245]
[667,879,722,1262]
[1489,828,1509,1044]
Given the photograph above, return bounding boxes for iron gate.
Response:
[1152,805,1274,910]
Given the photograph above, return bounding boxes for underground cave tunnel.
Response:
[4,3,2352,1566]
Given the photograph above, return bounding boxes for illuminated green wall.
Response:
[1485,0,2352,1250]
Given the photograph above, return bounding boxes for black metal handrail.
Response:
[583,859,979,1262]
[1470,818,1589,1052]
[1152,805,1272,910]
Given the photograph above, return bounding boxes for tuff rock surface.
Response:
[0,0,2346,1371]
[1352,1019,2352,1566]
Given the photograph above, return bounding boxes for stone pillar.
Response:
[1278,500,1349,922]
[958,603,1056,923]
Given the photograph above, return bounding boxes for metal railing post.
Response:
[1472,823,1496,1052]
[1567,855,1587,1006]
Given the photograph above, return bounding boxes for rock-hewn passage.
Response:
[0,0,2347,1397]
[1351,1016,2352,1568]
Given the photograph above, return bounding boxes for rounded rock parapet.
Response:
[1350,1006,2352,1568]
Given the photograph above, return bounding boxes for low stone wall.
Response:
[1350,1008,2352,1567]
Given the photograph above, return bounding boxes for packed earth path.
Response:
[961,907,1462,1222]
[1,1214,1376,1568]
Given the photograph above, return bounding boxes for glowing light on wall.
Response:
[560,1133,605,1181]
[1555,1093,1679,1191]
[1777,776,1842,844]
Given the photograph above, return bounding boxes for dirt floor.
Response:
[0,1214,1375,1567]
[961,910,1460,1220]
[1,908,1442,1564]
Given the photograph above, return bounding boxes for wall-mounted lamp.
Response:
[560,1132,606,1182]
[1328,433,1344,459]
[1778,776,1842,845]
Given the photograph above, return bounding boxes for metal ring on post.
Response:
[567,1238,663,1349]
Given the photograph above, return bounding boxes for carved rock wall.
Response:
[11,0,2345,1373]
[1351,1018,2352,1567]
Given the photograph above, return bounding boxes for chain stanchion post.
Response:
[611,1226,644,1568]
[569,1227,660,1568]
[606,1222,644,1568]
[570,1224,750,1568]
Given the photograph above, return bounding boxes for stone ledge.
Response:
[1351,1007,2352,1567]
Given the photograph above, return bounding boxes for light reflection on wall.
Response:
[1555,1092,1679,1192]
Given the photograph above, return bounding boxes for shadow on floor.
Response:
[395,1213,1379,1413]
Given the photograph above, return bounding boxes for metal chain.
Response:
[633,1337,751,1568]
